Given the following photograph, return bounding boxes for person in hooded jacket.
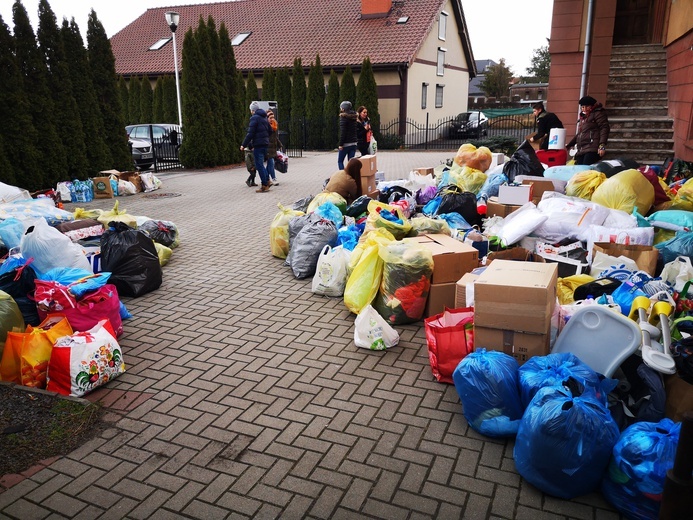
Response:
[241,101,272,192]
[530,102,563,150]
[324,157,362,205]
[566,95,610,165]
[338,101,358,170]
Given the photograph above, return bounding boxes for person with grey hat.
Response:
[566,95,610,165]
[241,101,272,192]
[337,101,358,170]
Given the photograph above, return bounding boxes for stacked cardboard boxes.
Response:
[358,155,377,194]
[402,234,479,317]
[473,260,558,364]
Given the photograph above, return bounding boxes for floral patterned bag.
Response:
[46,319,125,397]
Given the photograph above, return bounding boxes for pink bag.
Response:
[47,284,123,338]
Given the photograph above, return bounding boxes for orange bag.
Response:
[424,307,474,384]
[0,316,73,388]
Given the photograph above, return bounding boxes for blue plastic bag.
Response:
[601,418,680,520]
[437,212,471,231]
[0,218,24,250]
[655,231,693,264]
[477,172,508,200]
[337,224,362,251]
[518,352,606,408]
[314,202,344,228]
[452,349,524,437]
[514,379,620,499]
[422,197,442,217]
[611,280,649,315]
[38,267,111,298]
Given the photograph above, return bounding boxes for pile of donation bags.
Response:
[0,185,181,397]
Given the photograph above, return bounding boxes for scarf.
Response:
[269,118,278,132]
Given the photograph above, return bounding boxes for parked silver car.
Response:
[126,124,182,166]
[128,137,154,170]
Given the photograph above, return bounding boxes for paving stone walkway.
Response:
[0,151,622,519]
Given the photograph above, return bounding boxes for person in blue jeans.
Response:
[241,102,272,192]
[337,101,358,170]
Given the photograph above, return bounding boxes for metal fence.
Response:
[150,133,182,173]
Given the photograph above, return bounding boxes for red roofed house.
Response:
[110,0,476,134]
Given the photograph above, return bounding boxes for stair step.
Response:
[608,76,667,85]
[609,128,673,136]
[610,139,673,151]
[606,97,668,107]
[609,66,667,76]
[607,87,668,94]
[609,118,674,131]
[610,58,667,67]
[608,107,669,117]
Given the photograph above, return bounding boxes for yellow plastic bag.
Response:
[454,144,493,172]
[307,192,347,214]
[591,169,655,215]
[343,228,394,314]
[670,178,693,212]
[408,217,451,237]
[155,242,172,266]
[97,200,138,228]
[565,170,606,200]
[557,274,595,304]
[0,291,25,366]
[363,200,412,240]
[450,166,487,194]
[270,204,305,259]
[74,207,103,220]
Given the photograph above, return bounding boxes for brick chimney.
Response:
[361,0,392,19]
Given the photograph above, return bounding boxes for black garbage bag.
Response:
[0,261,39,326]
[503,140,544,182]
[379,186,412,204]
[591,159,640,177]
[608,355,666,430]
[100,221,162,297]
[434,185,481,228]
[346,195,372,219]
[139,220,179,248]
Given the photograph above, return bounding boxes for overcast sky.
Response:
[0,0,553,74]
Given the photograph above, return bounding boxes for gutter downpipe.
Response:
[580,0,596,101]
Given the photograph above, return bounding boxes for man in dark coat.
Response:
[566,95,610,165]
[241,101,272,192]
[530,102,563,150]
[337,101,358,170]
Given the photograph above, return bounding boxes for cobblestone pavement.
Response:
[0,151,621,519]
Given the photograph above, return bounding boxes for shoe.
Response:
[271,179,279,186]
[267,180,273,187]
[256,185,270,193]
[246,179,252,187]
[251,182,258,186]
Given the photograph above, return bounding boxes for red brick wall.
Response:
[667,30,693,161]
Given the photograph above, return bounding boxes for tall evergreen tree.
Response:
[162,75,177,124]
[128,76,141,124]
[274,67,291,132]
[306,54,324,149]
[244,70,258,130]
[324,69,340,149]
[219,22,242,162]
[356,57,380,138]
[13,0,66,188]
[152,76,164,122]
[61,18,111,175]
[0,137,15,186]
[0,13,39,187]
[205,17,230,164]
[236,69,247,133]
[290,58,306,148]
[140,75,153,123]
[117,75,129,124]
[87,9,130,170]
[340,65,356,107]
[37,0,88,181]
[179,24,217,167]
[262,67,275,101]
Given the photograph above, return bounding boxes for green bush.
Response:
[377,133,404,150]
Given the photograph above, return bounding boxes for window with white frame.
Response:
[438,11,448,40]
[421,83,428,109]
[148,37,172,50]
[437,48,446,76]
[435,84,444,108]
[231,32,251,46]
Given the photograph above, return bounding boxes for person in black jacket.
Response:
[530,102,563,150]
[355,106,372,156]
[241,101,272,192]
[338,101,358,170]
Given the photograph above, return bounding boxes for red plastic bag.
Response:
[424,307,474,383]
[45,284,123,338]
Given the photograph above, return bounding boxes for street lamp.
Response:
[165,11,183,128]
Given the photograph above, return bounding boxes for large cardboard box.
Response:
[498,185,532,205]
[455,272,480,308]
[521,179,555,204]
[118,171,143,193]
[487,197,521,218]
[359,155,377,176]
[474,326,550,365]
[424,282,457,318]
[415,167,434,176]
[403,234,479,284]
[360,174,376,194]
[592,243,659,276]
[474,260,558,334]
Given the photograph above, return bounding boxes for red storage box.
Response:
[536,149,567,167]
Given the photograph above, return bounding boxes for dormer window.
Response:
[232,32,251,46]
[397,16,409,24]
[438,11,447,40]
[148,37,172,50]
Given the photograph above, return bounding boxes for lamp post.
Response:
[165,11,183,128]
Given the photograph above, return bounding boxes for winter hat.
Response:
[578,96,597,106]
[340,101,352,111]
[249,101,260,112]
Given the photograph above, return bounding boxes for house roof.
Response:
[110,0,475,77]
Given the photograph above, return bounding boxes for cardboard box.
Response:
[118,171,143,193]
[360,174,376,195]
[474,326,550,365]
[487,247,546,264]
[455,272,479,308]
[474,260,558,334]
[490,153,505,169]
[359,155,377,176]
[498,185,532,205]
[415,167,435,176]
[424,282,457,318]
[487,197,521,218]
[92,176,113,199]
[521,179,555,204]
[403,234,479,284]
[592,243,659,276]
[375,171,385,182]
[367,190,380,200]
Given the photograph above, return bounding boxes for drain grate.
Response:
[143,192,181,199]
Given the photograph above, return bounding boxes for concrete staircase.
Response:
[606,44,674,164]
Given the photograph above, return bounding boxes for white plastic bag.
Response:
[354,304,399,350]
[20,218,92,275]
[311,245,351,297]
[56,181,73,202]
[589,251,639,277]
[117,180,138,196]
[660,256,693,292]
[139,172,161,192]
[497,202,548,247]
[369,136,377,155]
